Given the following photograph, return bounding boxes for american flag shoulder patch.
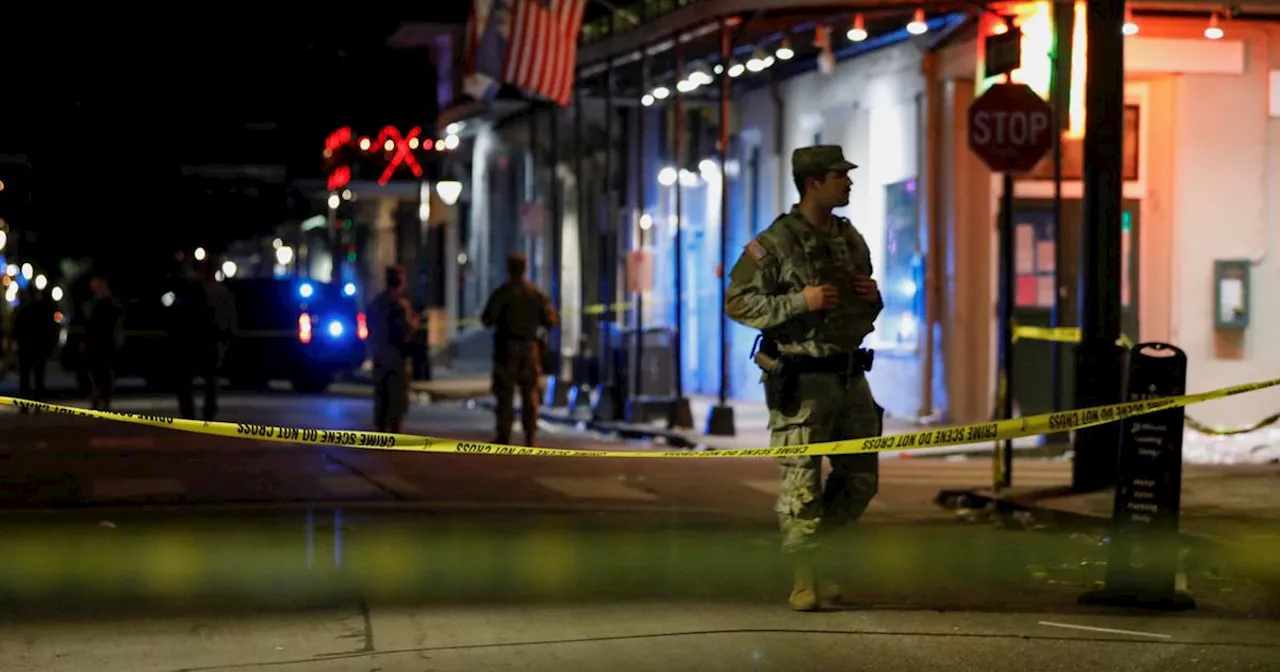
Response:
[745,240,767,260]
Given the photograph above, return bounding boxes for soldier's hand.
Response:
[803,284,838,311]
[852,276,880,302]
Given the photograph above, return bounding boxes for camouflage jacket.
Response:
[725,207,883,357]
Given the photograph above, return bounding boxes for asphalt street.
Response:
[0,386,1082,515]
[1,388,1277,671]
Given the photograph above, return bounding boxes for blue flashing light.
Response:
[343,282,356,297]
[328,320,344,338]
[299,282,314,299]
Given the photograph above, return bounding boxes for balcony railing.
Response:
[580,0,703,44]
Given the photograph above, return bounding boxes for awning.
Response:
[435,97,534,136]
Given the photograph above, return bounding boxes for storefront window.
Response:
[874,178,923,351]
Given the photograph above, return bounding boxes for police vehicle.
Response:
[66,278,367,394]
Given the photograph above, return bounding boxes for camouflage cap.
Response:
[791,145,857,176]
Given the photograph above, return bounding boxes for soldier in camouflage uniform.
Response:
[482,254,557,447]
[725,145,885,612]
[368,265,419,433]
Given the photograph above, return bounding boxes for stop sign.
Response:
[968,83,1055,173]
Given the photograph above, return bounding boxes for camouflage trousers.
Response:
[767,371,883,554]
[492,340,542,446]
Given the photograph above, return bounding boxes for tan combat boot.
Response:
[789,564,820,612]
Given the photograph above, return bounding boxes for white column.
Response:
[560,171,582,362]
[372,197,398,280]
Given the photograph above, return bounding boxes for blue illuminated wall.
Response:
[632,108,763,402]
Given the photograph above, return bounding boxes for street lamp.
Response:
[436,180,463,206]
[0,229,6,252]
[276,245,294,266]
[34,274,46,290]
[20,263,32,280]
[194,247,207,261]
[221,260,237,278]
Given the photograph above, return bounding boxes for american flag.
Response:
[500,0,588,107]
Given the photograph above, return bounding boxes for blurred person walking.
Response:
[481,254,556,447]
[13,286,58,405]
[367,265,419,433]
[81,276,124,412]
[173,259,237,421]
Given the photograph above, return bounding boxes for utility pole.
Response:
[1072,0,1126,493]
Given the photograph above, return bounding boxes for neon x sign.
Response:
[376,126,424,185]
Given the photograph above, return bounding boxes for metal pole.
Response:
[706,18,735,436]
[548,100,564,394]
[1073,0,1126,493]
[717,21,730,407]
[672,41,686,404]
[997,173,1015,489]
[595,25,620,421]
[528,108,539,265]
[634,50,648,408]
[572,82,587,413]
[993,56,1017,490]
[1048,1,1070,444]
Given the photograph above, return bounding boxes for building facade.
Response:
[395,1,1279,429]
[931,7,1280,428]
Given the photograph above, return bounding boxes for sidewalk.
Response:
[6,602,1280,672]
[8,601,1280,671]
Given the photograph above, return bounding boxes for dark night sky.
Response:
[2,15,458,285]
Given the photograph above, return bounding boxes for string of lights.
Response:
[638,8,935,107]
[631,3,1232,108]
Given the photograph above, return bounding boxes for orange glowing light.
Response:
[975,1,1087,139]
[298,313,313,344]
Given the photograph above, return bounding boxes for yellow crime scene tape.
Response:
[1006,326,1280,436]
[446,288,722,328]
[1012,323,1135,349]
[2,378,1277,459]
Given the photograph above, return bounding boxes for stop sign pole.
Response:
[967,81,1055,490]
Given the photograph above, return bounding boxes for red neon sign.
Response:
[325,127,352,152]
[327,165,351,191]
[375,125,424,185]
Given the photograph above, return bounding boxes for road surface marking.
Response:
[91,478,184,499]
[89,436,157,449]
[318,476,385,497]
[1037,621,1172,639]
[535,476,659,501]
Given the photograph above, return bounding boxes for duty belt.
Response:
[781,349,875,376]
